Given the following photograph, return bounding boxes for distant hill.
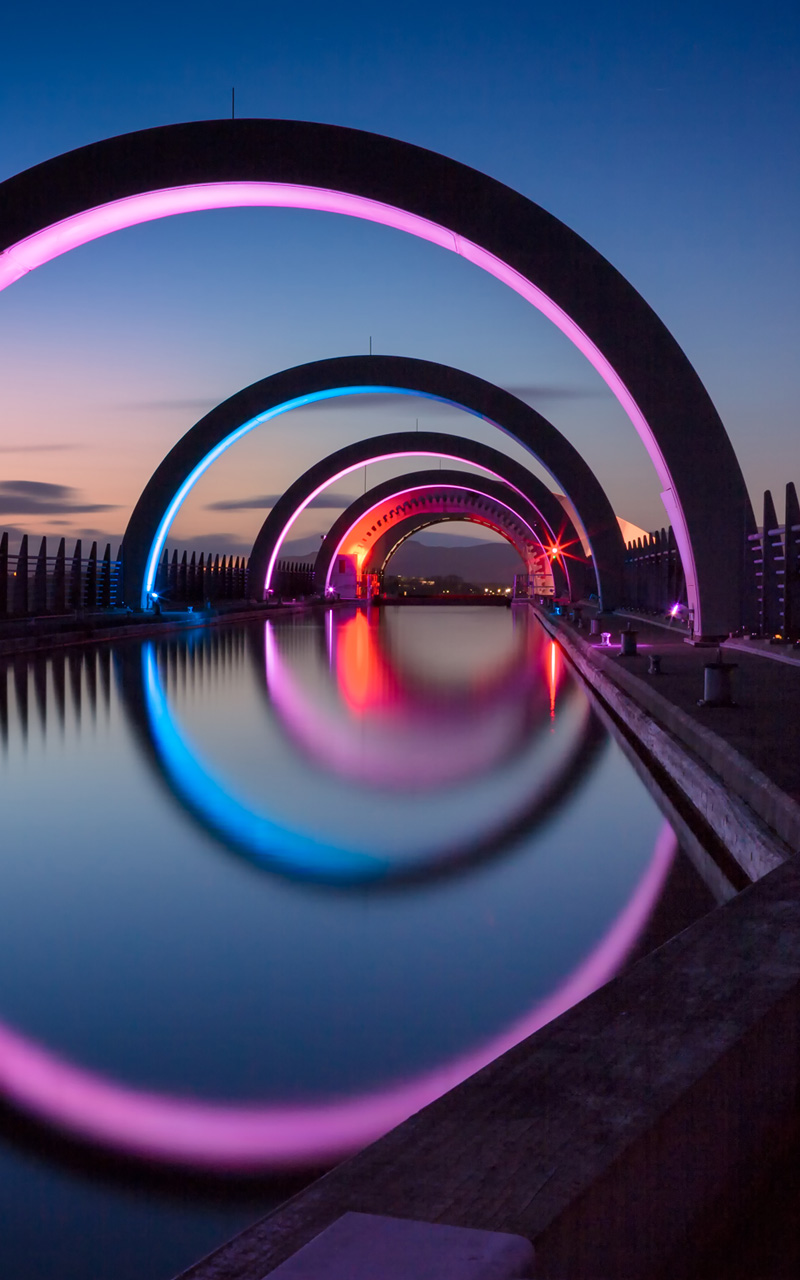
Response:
[280,533,524,583]
[388,538,523,584]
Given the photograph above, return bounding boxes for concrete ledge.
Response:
[266,1212,535,1279]
[174,855,800,1280]
[0,603,301,658]
[725,635,800,668]
[535,610,798,873]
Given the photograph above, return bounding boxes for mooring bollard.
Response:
[590,617,601,636]
[648,653,662,674]
[601,631,612,647]
[620,628,638,657]
[698,649,738,707]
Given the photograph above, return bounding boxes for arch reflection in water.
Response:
[266,608,558,789]
[128,609,602,884]
[0,612,676,1171]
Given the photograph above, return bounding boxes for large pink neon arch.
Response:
[0,120,754,634]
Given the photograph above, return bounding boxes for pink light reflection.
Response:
[264,617,544,790]
[549,640,558,720]
[0,822,675,1170]
[0,177,694,611]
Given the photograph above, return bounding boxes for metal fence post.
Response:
[85,541,98,610]
[69,539,83,610]
[12,535,29,615]
[0,532,8,617]
[52,537,66,612]
[32,537,48,613]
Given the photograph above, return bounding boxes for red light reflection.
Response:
[336,611,396,712]
[548,640,559,719]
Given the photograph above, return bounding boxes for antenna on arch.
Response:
[369,335,372,356]
[231,88,235,120]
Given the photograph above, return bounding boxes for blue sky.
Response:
[0,0,797,553]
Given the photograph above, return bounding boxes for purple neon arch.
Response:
[264,448,570,598]
[0,822,675,1169]
[0,180,697,617]
[324,480,551,594]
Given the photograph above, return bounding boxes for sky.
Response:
[0,0,797,556]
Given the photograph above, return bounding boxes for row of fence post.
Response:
[622,527,687,616]
[0,536,322,617]
[271,559,315,597]
[7,505,795,633]
[152,549,249,604]
[0,534,121,617]
[749,483,800,638]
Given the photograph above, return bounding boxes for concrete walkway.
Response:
[532,608,800,887]
[584,610,800,808]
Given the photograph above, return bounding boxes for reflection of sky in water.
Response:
[0,609,666,1107]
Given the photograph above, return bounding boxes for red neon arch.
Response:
[329,480,552,593]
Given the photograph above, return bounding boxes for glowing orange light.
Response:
[336,611,394,711]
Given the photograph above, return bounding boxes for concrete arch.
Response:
[313,469,566,599]
[122,361,611,610]
[249,409,601,600]
[0,119,753,633]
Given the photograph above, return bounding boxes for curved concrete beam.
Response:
[313,469,567,598]
[248,408,601,601]
[0,119,753,633]
[122,362,608,608]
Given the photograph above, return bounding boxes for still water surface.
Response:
[0,606,707,1278]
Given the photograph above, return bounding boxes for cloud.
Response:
[230,387,607,414]
[0,480,119,517]
[205,492,356,512]
[118,398,222,413]
[110,386,605,424]
[289,393,415,413]
[0,443,81,454]
[0,480,72,498]
[79,530,123,543]
[164,532,252,558]
[505,383,607,401]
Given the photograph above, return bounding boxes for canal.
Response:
[0,605,713,1279]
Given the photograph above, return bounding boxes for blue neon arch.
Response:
[124,358,623,612]
[143,385,443,606]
